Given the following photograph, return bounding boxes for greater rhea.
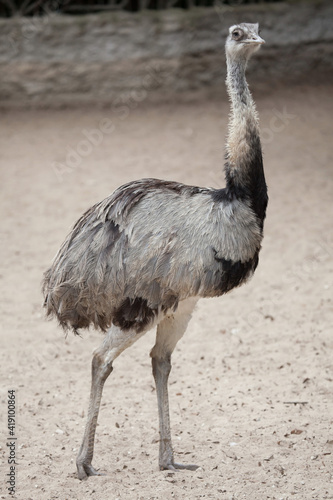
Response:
[43,23,268,479]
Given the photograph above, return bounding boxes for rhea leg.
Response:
[76,325,145,480]
[150,299,199,471]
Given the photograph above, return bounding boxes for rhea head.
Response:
[226,23,265,61]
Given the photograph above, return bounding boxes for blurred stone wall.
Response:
[0,0,332,107]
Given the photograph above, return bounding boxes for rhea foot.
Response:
[160,462,199,471]
[77,461,105,481]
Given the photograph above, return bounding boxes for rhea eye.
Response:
[232,29,243,40]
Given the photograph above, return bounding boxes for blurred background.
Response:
[0,0,332,106]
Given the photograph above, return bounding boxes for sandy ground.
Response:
[1,84,333,500]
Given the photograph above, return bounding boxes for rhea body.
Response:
[43,23,267,479]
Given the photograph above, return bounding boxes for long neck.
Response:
[224,54,267,226]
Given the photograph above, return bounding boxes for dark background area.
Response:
[0,0,282,17]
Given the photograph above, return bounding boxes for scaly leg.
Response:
[150,298,199,471]
[76,325,145,480]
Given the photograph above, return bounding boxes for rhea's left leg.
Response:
[76,325,146,480]
[150,298,199,471]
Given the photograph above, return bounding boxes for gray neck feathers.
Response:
[226,56,251,106]
[225,54,260,164]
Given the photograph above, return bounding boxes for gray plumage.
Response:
[43,179,262,333]
[42,23,268,479]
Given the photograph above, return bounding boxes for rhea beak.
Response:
[248,35,265,45]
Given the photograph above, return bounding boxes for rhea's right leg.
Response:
[76,325,145,480]
[151,298,199,471]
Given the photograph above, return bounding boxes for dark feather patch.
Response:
[113,297,158,333]
[213,249,259,293]
[221,131,268,229]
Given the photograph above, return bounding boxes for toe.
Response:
[160,462,199,472]
[173,462,199,471]
[77,462,105,480]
